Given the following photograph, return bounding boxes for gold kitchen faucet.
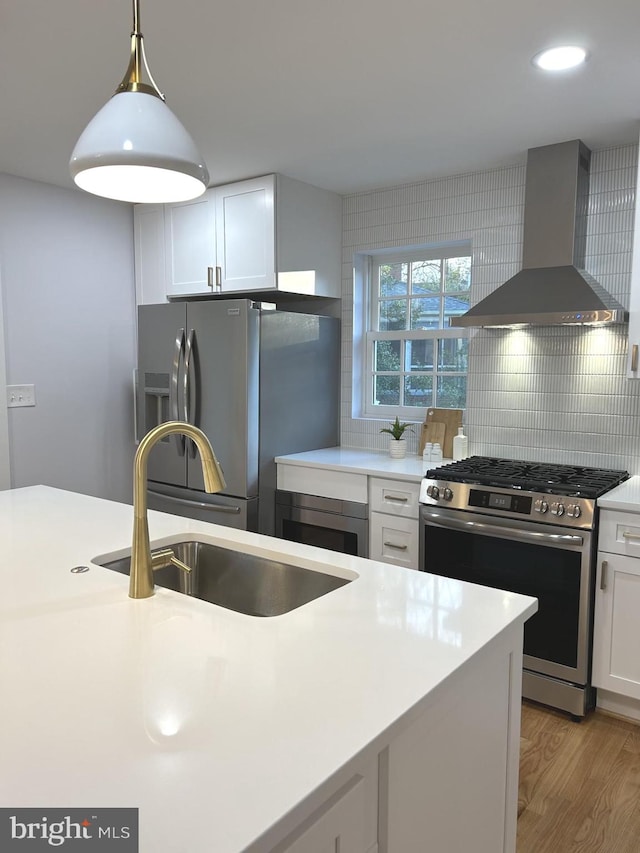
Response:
[129,421,225,599]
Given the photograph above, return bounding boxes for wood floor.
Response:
[517,701,640,853]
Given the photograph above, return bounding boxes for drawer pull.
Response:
[622,531,640,541]
[632,343,639,372]
[600,560,608,591]
[383,541,408,551]
[384,495,409,503]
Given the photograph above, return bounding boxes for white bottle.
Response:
[422,443,433,475]
[430,443,443,465]
[452,427,468,461]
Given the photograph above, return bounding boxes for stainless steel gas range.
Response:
[418,456,629,718]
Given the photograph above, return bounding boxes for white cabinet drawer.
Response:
[277,464,368,503]
[599,510,640,556]
[369,478,421,519]
[369,511,419,570]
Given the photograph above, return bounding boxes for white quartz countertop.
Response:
[0,486,536,852]
[275,446,451,481]
[597,475,640,511]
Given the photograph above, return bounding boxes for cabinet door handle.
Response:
[383,541,408,551]
[216,265,222,291]
[622,531,640,541]
[632,344,639,372]
[384,495,409,503]
[207,266,214,289]
[600,560,608,591]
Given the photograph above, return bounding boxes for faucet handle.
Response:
[150,547,192,575]
[150,547,176,570]
[168,555,192,575]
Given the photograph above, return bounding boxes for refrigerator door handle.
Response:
[184,328,197,458]
[148,490,241,514]
[170,328,186,457]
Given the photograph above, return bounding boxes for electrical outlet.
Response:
[7,384,36,408]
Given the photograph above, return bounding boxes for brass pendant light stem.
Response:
[116,0,164,100]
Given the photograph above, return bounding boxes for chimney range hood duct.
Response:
[451,140,628,328]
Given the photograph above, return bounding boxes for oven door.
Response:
[420,506,594,686]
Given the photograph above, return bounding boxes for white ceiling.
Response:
[2,0,639,196]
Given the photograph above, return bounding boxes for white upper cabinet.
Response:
[164,192,216,297]
[627,133,640,377]
[134,174,342,305]
[133,204,168,306]
[215,176,276,293]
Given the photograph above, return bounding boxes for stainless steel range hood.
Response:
[451,140,628,328]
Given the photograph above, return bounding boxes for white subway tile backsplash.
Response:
[341,142,640,474]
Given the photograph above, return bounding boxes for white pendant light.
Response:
[70,0,209,203]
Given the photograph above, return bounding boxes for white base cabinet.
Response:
[256,625,524,853]
[277,776,368,853]
[369,477,420,570]
[369,512,418,570]
[134,174,342,305]
[593,510,640,702]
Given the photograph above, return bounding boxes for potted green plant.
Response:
[380,417,414,459]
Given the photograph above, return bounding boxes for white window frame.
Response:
[361,245,470,421]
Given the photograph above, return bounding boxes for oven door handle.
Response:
[422,513,584,547]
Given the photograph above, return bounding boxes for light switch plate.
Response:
[7,384,36,407]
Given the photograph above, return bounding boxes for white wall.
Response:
[0,265,10,489]
[0,173,136,503]
[340,144,640,475]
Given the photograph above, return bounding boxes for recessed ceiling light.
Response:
[532,45,588,71]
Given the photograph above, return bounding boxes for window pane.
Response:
[379,263,408,297]
[443,293,470,325]
[367,250,470,417]
[444,257,471,292]
[411,260,441,294]
[436,375,467,408]
[379,299,407,331]
[374,375,400,407]
[404,375,433,408]
[410,297,440,330]
[375,340,401,371]
[438,338,468,371]
[405,339,434,371]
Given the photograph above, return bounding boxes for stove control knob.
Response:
[443,487,453,501]
[426,485,440,500]
[566,504,582,519]
[550,502,565,517]
[534,499,549,514]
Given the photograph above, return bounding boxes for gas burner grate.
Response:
[426,456,629,498]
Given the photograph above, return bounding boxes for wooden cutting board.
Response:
[418,421,446,455]
[424,408,463,459]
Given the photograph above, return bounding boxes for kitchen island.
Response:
[0,486,536,852]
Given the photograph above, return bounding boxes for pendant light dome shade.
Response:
[70,0,209,204]
[70,91,209,203]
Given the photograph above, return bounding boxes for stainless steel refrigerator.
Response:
[137,299,340,535]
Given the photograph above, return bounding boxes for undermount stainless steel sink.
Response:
[97,540,352,617]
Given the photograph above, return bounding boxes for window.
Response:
[363,248,470,418]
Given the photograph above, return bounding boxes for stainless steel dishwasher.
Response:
[275,490,368,557]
